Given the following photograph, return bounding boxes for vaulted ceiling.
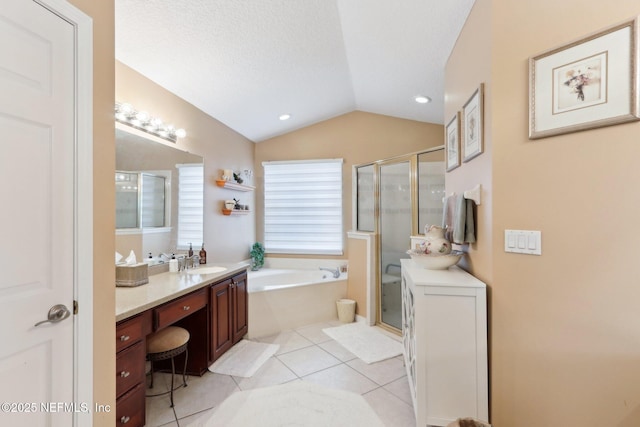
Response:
[115,0,476,142]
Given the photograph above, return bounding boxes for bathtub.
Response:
[246,262,348,339]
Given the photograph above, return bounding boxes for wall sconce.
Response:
[115,102,186,143]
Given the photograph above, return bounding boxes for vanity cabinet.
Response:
[115,311,152,427]
[115,267,248,426]
[210,271,248,362]
[400,260,488,427]
[154,288,210,376]
[154,288,207,330]
[231,272,248,341]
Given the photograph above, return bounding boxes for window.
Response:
[263,159,343,255]
[115,170,170,229]
[176,163,204,249]
[140,173,166,228]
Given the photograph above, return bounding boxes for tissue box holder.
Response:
[116,264,149,287]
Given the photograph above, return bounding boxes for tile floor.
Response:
[146,320,416,427]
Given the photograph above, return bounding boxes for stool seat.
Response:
[147,326,190,354]
[146,326,190,408]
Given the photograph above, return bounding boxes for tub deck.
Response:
[247,268,348,339]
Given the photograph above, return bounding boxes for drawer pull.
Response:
[183,305,190,311]
[120,371,130,378]
[120,335,130,342]
[120,415,130,424]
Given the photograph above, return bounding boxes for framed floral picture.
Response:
[445,113,461,172]
[529,16,640,139]
[462,84,484,162]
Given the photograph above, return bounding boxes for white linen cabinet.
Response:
[400,260,489,426]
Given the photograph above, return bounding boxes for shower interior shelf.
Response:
[216,180,255,192]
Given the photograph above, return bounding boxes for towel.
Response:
[464,198,476,243]
[443,194,476,244]
[441,194,456,242]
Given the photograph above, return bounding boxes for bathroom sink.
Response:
[186,266,227,275]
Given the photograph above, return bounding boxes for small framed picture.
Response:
[445,113,461,172]
[462,84,484,162]
[529,16,640,139]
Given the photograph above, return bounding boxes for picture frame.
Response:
[462,84,484,162]
[529,16,640,139]
[445,112,461,172]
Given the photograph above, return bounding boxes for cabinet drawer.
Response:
[116,314,147,353]
[116,341,145,399]
[115,383,145,427]
[155,288,207,330]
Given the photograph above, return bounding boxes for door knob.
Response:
[34,304,71,327]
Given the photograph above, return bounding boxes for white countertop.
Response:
[116,261,250,322]
[400,260,486,288]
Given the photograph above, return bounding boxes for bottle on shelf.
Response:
[188,243,193,257]
[199,243,207,264]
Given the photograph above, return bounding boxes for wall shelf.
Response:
[216,180,254,192]
[222,209,250,216]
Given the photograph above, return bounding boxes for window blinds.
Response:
[176,163,204,250]
[263,159,343,255]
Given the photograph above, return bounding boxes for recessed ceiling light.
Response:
[279,114,291,121]
[414,95,431,104]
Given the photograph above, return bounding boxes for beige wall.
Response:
[448,0,640,425]
[255,110,444,254]
[67,0,116,425]
[346,237,370,317]
[255,111,443,318]
[116,63,256,262]
[444,0,493,284]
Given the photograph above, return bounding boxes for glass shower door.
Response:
[379,160,412,330]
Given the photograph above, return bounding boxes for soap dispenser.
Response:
[199,243,207,264]
[188,243,193,257]
[169,254,178,272]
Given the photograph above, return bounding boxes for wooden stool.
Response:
[146,326,190,407]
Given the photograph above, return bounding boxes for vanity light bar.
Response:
[115,102,186,143]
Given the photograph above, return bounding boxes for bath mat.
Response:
[189,381,384,427]
[322,323,403,364]
[208,340,279,378]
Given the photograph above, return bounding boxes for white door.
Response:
[0,1,79,425]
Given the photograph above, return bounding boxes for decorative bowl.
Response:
[406,250,463,270]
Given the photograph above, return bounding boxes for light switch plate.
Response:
[504,230,541,255]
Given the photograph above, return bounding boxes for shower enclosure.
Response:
[355,148,445,332]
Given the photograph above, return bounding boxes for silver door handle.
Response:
[34,304,71,327]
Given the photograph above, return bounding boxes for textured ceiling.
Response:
[115,0,476,142]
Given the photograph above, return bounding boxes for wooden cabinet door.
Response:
[210,279,233,361]
[232,272,248,343]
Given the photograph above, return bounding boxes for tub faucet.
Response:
[319,267,340,279]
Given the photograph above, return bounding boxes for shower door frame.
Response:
[354,146,444,334]
[376,156,417,333]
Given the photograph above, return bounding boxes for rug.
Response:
[322,322,403,364]
[188,381,384,427]
[208,340,279,378]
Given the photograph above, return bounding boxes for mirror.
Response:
[115,125,203,261]
[417,150,445,233]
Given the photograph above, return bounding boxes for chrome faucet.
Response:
[319,267,340,279]
[158,253,172,263]
[191,255,200,268]
[178,255,200,271]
